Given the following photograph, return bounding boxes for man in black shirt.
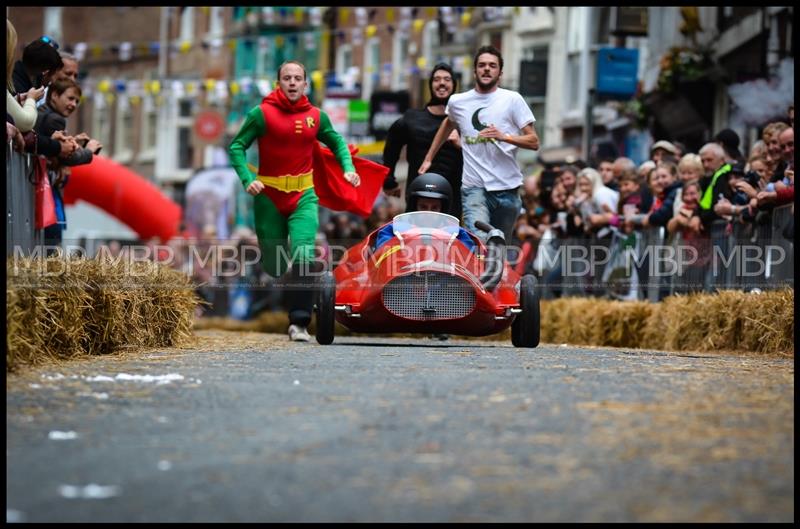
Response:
[382,63,464,219]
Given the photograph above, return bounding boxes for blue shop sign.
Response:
[597,47,639,98]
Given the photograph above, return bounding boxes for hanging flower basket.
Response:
[656,46,716,94]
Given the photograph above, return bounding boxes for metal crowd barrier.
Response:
[768,204,794,288]
[539,203,794,302]
[6,144,42,257]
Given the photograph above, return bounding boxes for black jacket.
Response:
[382,107,464,217]
[35,104,93,166]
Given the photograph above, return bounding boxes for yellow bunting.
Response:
[227,39,237,51]
[155,95,164,107]
[186,82,197,95]
[339,8,350,25]
[426,7,436,18]
[129,95,141,106]
[204,79,216,92]
[295,7,303,23]
[413,19,425,33]
[311,70,324,85]
[91,45,103,58]
[97,79,111,93]
[150,80,161,94]
[201,6,210,15]
[179,41,192,53]
[386,8,395,23]
[105,93,115,104]
[416,56,427,69]
[366,25,377,38]
[230,81,240,95]
[275,36,284,48]
[461,12,472,25]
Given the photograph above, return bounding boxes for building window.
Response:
[114,95,134,163]
[392,32,409,90]
[177,99,194,171]
[422,20,440,68]
[362,38,380,102]
[208,6,224,38]
[92,95,112,150]
[565,7,584,112]
[179,7,195,43]
[139,96,158,162]
[336,43,353,79]
[43,7,63,45]
[490,31,502,53]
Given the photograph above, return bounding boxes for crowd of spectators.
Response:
[510,112,794,299]
[7,18,793,315]
[6,20,103,250]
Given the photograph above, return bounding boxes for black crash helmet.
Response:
[407,173,453,213]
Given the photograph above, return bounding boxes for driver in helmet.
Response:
[374,172,476,251]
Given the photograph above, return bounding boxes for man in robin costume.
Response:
[229,60,362,342]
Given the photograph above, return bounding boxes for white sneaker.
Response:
[288,324,311,342]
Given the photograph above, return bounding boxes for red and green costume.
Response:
[229,89,387,326]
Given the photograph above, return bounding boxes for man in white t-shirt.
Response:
[419,45,539,242]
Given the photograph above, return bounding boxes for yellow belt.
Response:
[248,164,314,192]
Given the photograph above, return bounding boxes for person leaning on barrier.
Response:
[12,35,63,96]
[697,142,733,228]
[762,121,790,182]
[667,179,704,237]
[6,20,45,133]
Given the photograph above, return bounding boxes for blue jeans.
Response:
[461,187,522,242]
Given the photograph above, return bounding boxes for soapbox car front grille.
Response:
[381,271,476,320]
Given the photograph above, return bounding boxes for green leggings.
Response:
[253,189,319,277]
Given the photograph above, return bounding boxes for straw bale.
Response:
[6,255,200,372]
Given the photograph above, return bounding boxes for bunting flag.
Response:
[55,6,495,64]
[53,6,510,108]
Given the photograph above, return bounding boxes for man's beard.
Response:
[427,87,452,107]
[476,76,499,91]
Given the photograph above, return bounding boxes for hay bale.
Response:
[188,289,793,355]
[6,255,201,372]
[643,289,794,354]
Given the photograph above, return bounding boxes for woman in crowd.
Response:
[666,179,709,293]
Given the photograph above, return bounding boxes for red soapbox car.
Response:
[314,211,540,347]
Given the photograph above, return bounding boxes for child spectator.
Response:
[610,171,649,234]
[673,153,704,215]
[35,77,103,247]
[644,161,682,228]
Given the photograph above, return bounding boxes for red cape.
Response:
[312,143,388,218]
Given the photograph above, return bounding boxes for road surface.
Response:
[6,330,794,522]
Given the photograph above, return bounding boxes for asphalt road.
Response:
[6,331,794,522]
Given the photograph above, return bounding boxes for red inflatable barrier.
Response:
[63,155,182,242]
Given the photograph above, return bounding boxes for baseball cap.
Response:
[650,140,678,155]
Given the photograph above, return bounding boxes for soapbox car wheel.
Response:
[512,274,540,348]
[315,271,336,345]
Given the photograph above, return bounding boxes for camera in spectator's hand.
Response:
[744,170,760,188]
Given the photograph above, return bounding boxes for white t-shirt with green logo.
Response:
[446,87,535,191]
